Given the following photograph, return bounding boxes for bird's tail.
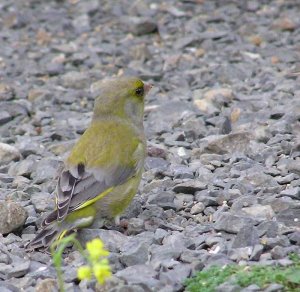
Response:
[25,223,66,251]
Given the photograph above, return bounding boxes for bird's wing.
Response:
[42,148,144,226]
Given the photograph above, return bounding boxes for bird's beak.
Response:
[144,83,153,95]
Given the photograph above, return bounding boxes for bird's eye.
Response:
[135,87,144,97]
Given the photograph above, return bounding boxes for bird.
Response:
[26,76,152,250]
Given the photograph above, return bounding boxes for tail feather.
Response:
[41,210,59,227]
[26,225,61,251]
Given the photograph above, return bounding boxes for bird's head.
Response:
[93,77,152,125]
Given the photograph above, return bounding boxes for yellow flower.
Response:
[77,265,92,280]
[93,260,112,284]
[86,238,109,261]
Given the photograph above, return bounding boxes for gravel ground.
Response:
[0,0,300,291]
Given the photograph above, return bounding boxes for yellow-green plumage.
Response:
[26,77,151,250]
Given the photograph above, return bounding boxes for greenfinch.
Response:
[27,77,152,250]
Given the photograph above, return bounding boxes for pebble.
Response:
[190,202,205,215]
[0,202,27,234]
[214,213,257,234]
[0,143,21,165]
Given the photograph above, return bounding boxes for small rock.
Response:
[270,246,287,260]
[214,213,257,234]
[0,111,12,126]
[257,221,279,238]
[288,231,300,245]
[144,157,169,171]
[78,229,128,252]
[278,187,300,200]
[0,202,27,234]
[192,132,252,156]
[115,265,160,290]
[35,278,57,292]
[126,218,145,235]
[8,157,36,177]
[30,192,54,212]
[216,282,241,292]
[273,17,296,31]
[124,17,158,35]
[242,205,275,220]
[228,247,252,261]
[120,232,153,266]
[232,226,260,248]
[173,180,207,194]
[147,192,176,210]
[0,143,21,165]
[190,202,205,215]
[159,264,191,290]
[31,158,62,184]
[0,83,14,101]
[61,71,89,89]
[264,283,284,292]
[250,244,264,261]
[241,284,261,291]
[150,243,183,270]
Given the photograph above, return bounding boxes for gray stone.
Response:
[192,132,252,155]
[0,143,21,165]
[173,180,207,194]
[180,250,207,264]
[8,158,36,177]
[262,236,290,250]
[240,284,261,292]
[153,228,168,244]
[194,192,219,207]
[30,192,54,212]
[115,265,160,290]
[35,278,57,292]
[257,221,279,237]
[31,158,62,184]
[214,212,257,234]
[205,253,234,268]
[174,194,194,211]
[287,159,300,175]
[250,244,264,261]
[123,17,158,36]
[150,243,183,270]
[0,282,19,292]
[144,157,169,171]
[232,225,260,248]
[61,71,90,89]
[120,232,153,266]
[216,282,241,292]
[228,247,252,261]
[0,111,12,126]
[190,202,205,215]
[147,191,175,210]
[78,229,129,253]
[276,207,300,227]
[159,264,191,290]
[0,202,27,234]
[242,205,275,220]
[0,256,30,280]
[278,187,300,200]
[0,174,13,183]
[288,231,300,245]
[275,173,296,184]
[170,165,194,179]
[270,246,287,260]
[126,218,145,235]
[11,176,31,189]
[264,283,284,292]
